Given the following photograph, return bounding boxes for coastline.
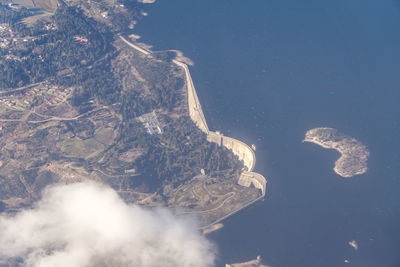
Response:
[119,35,267,226]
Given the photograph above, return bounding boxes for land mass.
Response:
[119,32,267,227]
[226,256,270,267]
[0,0,266,232]
[303,127,369,177]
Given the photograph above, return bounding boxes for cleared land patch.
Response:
[59,136,105,159]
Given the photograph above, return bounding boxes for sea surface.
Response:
[134,1,400,266]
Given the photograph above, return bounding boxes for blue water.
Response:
[134,1,400,266]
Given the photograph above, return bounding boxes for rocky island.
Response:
[303,127,369,177]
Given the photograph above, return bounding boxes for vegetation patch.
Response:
[60,137,105,159]
[94,127,114,145]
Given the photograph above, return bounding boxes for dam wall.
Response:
[174,54,256,172]
[207,131,255,171]
[238,171,266,195]
[172,49,266,198]
[173,59,209,133]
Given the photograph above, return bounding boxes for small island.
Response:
[226,256,270,267]
[303,127,369,178]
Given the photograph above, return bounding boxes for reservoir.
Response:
[134,1,400,266]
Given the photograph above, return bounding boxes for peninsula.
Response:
[119,34,267,227]
[303,127,369,177]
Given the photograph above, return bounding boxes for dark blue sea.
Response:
[134,1,400,266]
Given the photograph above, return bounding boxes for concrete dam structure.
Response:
[173,49,267,196]
[119,35,267,197]
[207,131,255,171]
[172,59,209,133]
[238,171,266,196]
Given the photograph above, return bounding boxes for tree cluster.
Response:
[0,6,112,90]
[132,117,243,191]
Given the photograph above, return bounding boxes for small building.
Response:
[74,36,89,43]
[137,111,163,135]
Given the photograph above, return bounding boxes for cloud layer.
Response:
[0,181,216,267]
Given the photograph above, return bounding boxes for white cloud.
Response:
[0,181,216,267]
